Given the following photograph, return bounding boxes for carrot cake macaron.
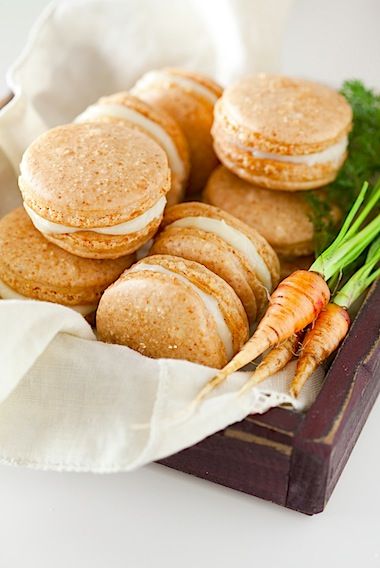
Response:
[131,68,223,194]
[203,166,340,258]
[19,122,171,259]
[212,74,352,190]
[0,208,134,316]
[97,255,249,369]
[75,92,190,205]
[150,202,280,323]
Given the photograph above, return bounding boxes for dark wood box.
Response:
[1,95,379,516]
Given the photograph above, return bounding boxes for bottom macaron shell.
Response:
[42,216,163,259]
[0,208,135,307]
[151,226,259,321]
[213,135,346,191]
[97,255,249,368]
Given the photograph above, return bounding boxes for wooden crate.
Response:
[1,95,379,515]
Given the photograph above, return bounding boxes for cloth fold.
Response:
[0,0,323,474]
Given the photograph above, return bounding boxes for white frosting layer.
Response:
[171,216,272,290]
[24,197,166,236]
[244,137,348,166]
[133,70,219,105]
[75,103,185,179]
[0,278,96,315]
[129,263,233,359]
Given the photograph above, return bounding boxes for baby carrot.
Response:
[290,237,380,397]
[237,333,303,396]
[193,270,330,404]
[289,303,350,398]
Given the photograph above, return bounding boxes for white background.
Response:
[0,0,379,566]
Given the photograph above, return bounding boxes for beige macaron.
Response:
[75,91,190,205]
[0,208,134,315]
[150,202,280,323]
[203,166,341,258]
[131,67,223,194]
[19,122,170,259]
[97,254,249,369]
[212,74,352,190]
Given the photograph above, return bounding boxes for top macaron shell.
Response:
[96,254,249,369]
[0,208,134,308]
[150,201,280,321]
[132,68,223,194]
[212,74,352,190]
[75,91,190,205]
[19,122,171,259]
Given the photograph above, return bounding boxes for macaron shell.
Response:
[0,208,134,306]
[79,92,190,205]
[19,122,170,227]
[132,69,223,194]
[161,201,280,289]
[217,74,352,153]
[41,214,162,259]
[203,166,315,256]
[97,255,249,368]
[150,226,258,321]
[212,129,346,191]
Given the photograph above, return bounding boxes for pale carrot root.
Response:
[290,303,350,398]
[194,270,330,405]
[238,333,301,397]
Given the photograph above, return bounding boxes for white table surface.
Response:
[0,1,379,566]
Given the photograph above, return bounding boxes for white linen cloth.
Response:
[0,0,324,473]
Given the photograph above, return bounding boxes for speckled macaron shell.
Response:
[131,68,223,194]
[96,254,249,369]
[204,166,336,257]
[212,74,352,190]
[19,122,170,259]
[151,201,280,320]
[76,92,190,205]
[0,208,134,309]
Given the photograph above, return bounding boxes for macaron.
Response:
[97,255,249,369]
[150,202,280,322]
[0,208,134,316]
[131,68,223,194]
[19,122,170,259]
[212,74,352,190]
[204,166,338,258]
[75,92,190,205]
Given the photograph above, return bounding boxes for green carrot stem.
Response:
[343,181,380,242]
[331,181,369,248]
[311,214,380,280]
[333,239,380,308]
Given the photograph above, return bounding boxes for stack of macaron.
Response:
[0,68,353,370]
[204,73,352,275]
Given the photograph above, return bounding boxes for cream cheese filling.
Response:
[0,278,96,315]
[240,136,348,166]
[170,216,272,290]
[24,197,167,236]
[75,104,185,179]
[133,70,219,105]
[129,263,233,359]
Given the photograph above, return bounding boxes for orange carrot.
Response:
[193,270,330,404]
[237,333,303,396]
[289,303,350,398]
